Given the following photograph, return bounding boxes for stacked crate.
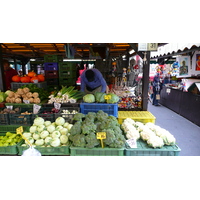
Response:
[58,62,77,86]
[44,55,63,91]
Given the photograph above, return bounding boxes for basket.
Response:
[44,62,58,71]
[55,107,80,123]
[11,82,47,90]
[17,141,70,156]
[0,108,10,125]
[70,147,124,156]
[118,111,156,124]
[9,107,33,125]
[32,107,55,122]
[80,103,118,118]
[45,70,59,79]
[44,55,63,63]
[125,140,181,156]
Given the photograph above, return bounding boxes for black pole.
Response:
[0,44,6,91]
[142,51,150,111]
[14,57,17,71]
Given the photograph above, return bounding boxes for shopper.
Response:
[80,68,107,94]
[152,73,162,106]
[3,59,18,90]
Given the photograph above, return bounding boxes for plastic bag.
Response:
[22,147,41,156]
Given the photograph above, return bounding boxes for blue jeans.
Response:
[152,91,160,105]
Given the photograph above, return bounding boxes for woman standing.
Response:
[152,73,162,106]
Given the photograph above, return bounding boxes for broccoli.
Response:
[73,113,85,121]
[81,121,97,135]
[85,112,96,120]
[85,132,100,148]
[69,121,82,135]
[110,132,126,148]
[103,129,116,146]
[96,110,108,121]
[70,134,86,147]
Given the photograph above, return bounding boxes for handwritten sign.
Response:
[126,139,137,148]
[97,132,106,148]
[33,104,41,114]
[54,103,61,110]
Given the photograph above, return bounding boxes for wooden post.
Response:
[142,51,150,111]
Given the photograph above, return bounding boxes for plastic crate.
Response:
[45,70,59,79]
[59,70,76,79]
[0,126,29,155]
[118,111,156,124]
[46,78,59,85]
[17,141,70,156]
[47,85,60,92]
[55,107,80,123]
[44,62,58,70]
[9,107,33,125]
[70,147,124,156]
[32,107,55,122]
[0,125,30,136]
[59,78,76,86]
[58,62,76,71]
[80,103,118,117]
[44,55,63,63]
[0,108,10,125]
[11,81,47,90]
[125,140,181,156]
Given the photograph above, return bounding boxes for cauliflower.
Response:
[121,121,140,140]
[140,126,156,141]
[147,135,164,148]
[123,118,136,125]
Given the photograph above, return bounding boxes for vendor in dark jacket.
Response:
[152,73,163,106]
[80,68,107,94]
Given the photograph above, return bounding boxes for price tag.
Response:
[54,103,61,110]
[16,126,23,134]
[6,105,13,110]
[166,88,171,94]
[33,104,41,114]
[97,132,106,139]
[97,132,106,148]
[126,139,137,148]
[104,95,111,100]
[23,100,30,104]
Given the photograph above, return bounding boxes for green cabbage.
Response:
[83,94,95,103]
[0,91,7,103]
[94,92,106,103]
[106,93,119,104]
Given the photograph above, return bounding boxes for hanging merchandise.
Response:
[176,56,191,77]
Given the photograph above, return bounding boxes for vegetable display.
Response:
[21,117,73,148]
[48,86,84,104]
[69,110,126,148]
[0,91,8,103]
[122,118,176,148]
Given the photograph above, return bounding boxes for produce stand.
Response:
[125,140,181,156]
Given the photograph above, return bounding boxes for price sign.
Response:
[138,43,148,51]
[33,104,41,114]
[126,139,137,148]
[97,132,106,148]
[23,100,30,104]
[97,132,106,139]
[54,103,61,110]
[104,95,111,100]
[16,126,23,134]
[166,88,171,94]
[138,43,158,51]
[6,105,13,110]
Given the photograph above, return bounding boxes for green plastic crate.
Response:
[11,82,47,90]
[70,147,124,156]
[44,55,63,63]
[58,62,76,71]
[32,107,55,122]
[17,141,70,156]
[0,126,29,155]
[59,70,76,79]
[9,107,33,125]
[0,125,29,136]
[59,78,76,86]
[125,140,181,156]
[0,109,9,125]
